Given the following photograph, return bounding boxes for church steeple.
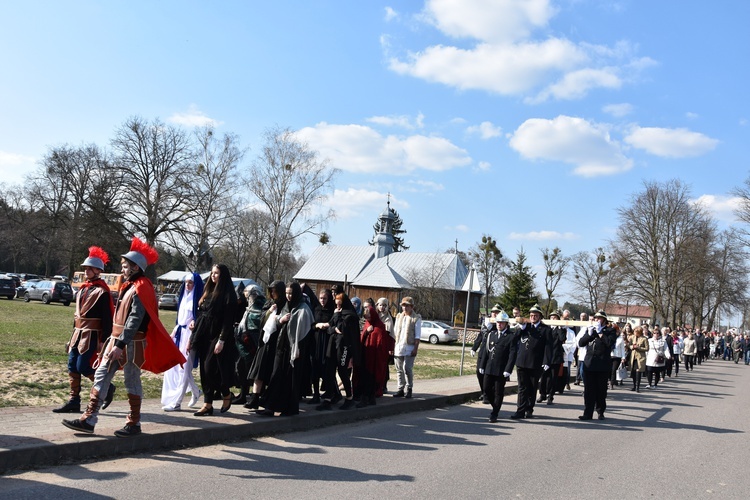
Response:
[374,195,396,258]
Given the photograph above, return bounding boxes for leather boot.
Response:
[53,372,82,413]
[125,393,142,426]
[81,388,101,421]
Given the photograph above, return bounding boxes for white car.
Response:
[420,320,459,344]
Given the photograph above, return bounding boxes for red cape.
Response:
[127,277,186,374]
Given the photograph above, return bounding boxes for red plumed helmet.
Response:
[121,236,159,270]
[81,246,110,270]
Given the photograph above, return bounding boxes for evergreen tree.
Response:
[500,249,538,314]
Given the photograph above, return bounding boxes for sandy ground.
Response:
[0,360,162,407]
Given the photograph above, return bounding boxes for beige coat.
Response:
[628,335,649,372]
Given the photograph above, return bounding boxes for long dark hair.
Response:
[200,264,236,306]
[269,280,287,309]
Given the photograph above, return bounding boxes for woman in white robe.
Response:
[161,272,204,410]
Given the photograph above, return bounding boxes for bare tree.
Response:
[469,234,505,312]
[541,247,568,316]
[731,173,750,245]
[614,179,714,326]
[244,126,338,284]
[569,248,613,313]
[403,253,454,321]
[111,117,196,261]
[165,125,244,272]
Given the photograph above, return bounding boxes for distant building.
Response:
[600,303,653,326]
[294,202,481,325]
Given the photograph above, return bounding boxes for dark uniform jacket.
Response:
[579,326,617,372]
[547,326,566,365]
[513,322,551,370]
[478,326,516,376]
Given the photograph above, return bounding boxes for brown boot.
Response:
[125,393,142,426]
[81,388,102,421]
[53,373,82,413]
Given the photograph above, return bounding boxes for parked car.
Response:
[15,279,40,298]
[420,320,459,344]
[0,275,16,300]
[23,280,74,306]
[158,293,179,310]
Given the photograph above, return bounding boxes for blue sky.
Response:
[2,1,749,302]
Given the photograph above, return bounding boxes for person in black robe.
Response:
[303,285,334,405]
[244,280,286,410]
[257,282,313,417]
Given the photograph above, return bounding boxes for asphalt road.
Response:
[2,359,748,499]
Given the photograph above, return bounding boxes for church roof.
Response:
[295,244,476,294]
[294,245,375,283]
[351,260,412,289]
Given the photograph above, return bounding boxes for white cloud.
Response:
[366,112,424,129]
[685,112,699,120]
[509,231,578,240]
[602,103,633,117]
[467,121,502,139]
[0,150,37,185]
[296,122,472,175]
[444,224,470,232]
[692,194,741,222]
[509,115,633,177]
[528,67,621,103]
[384,6,398,21]
[422,0,556,44]
[476,160,491,171]
[388,0,652,101]
[167,105,221,127]
[326,188,408,219]
[389,39,586,96]
[406,179,445,192]
[624,126,719,158]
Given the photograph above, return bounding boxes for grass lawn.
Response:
[0,298,474,408]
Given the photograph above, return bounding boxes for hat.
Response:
[549,309,562,319]
[491,303,502,313]
[81,246,109,271]
[121,236,159,271]
[594,310,608,321]
[496,310,510,323]
[400,296,415,306]
[529,304,543,315]
[247,285,263,297]
[376,297,389,306]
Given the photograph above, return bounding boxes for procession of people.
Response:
[54,247,747,436]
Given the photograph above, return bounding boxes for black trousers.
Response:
[516,367,542,413]
[684,354,694,371]
[647,366,662,386]
[539,364,561,400]
[630,369,643,390]
[483,373,507,416]
[582,369,609,417]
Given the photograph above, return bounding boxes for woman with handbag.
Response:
[645,329,670,389]
[610,324,628,388]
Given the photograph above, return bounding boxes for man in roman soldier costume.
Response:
[62,237,186,437]
[53,246,114,414]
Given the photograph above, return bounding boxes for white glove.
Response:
[542,364,550,371]
[503,372,511,379]
[478,368,485,374]
[470,350,476,357]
